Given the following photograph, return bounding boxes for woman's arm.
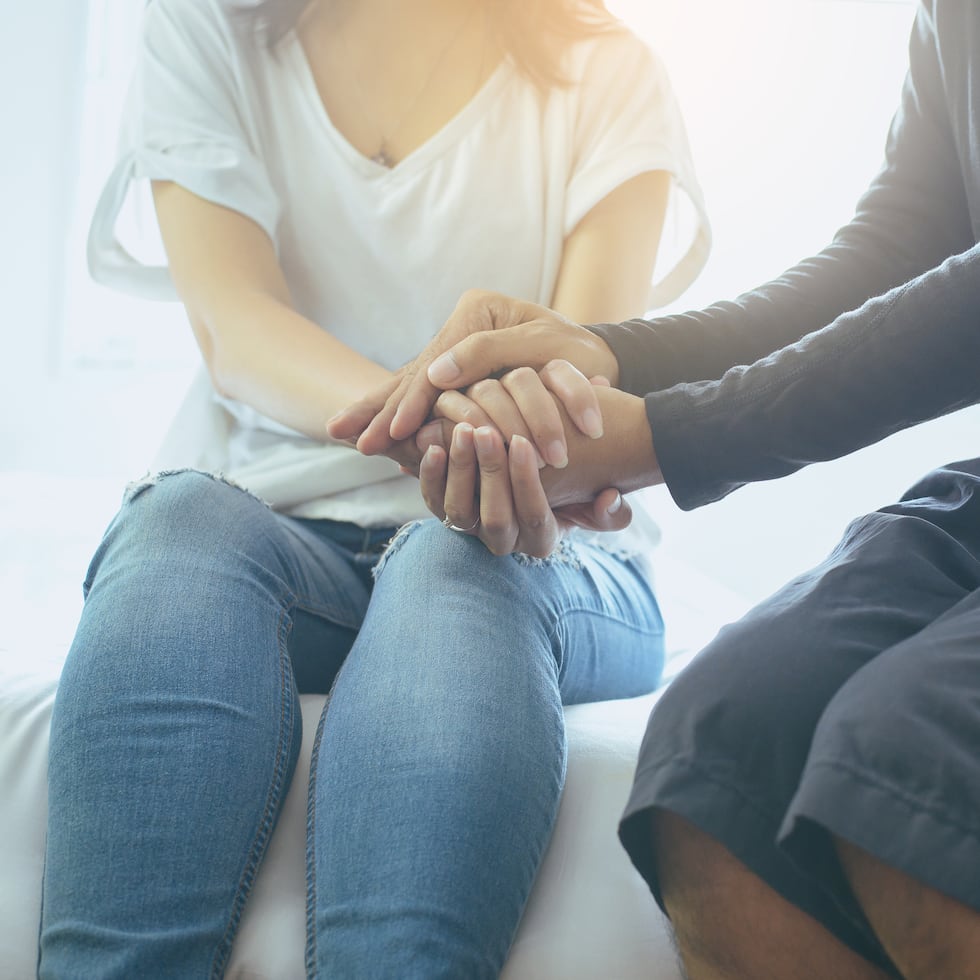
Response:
[329,170,670,456]
[550,171,669,324]
[152,180,393,442]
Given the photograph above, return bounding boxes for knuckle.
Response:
[482,527,515,555]
[502,365,535,389]
[481,513,510,537]
[479,458,506,476]
[468,378,498,400]
[521,511,550,530]
[460,404,482,425]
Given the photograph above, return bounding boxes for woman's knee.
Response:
[69,470,296,687]
[372,518,537,618]
[121,469,275,545]
[374,518,493,579]
[88,470,282,587]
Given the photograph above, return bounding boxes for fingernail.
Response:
[547,440,568,469]
[428,352,461,385]
[453,422,472,448]
[475,426,495,454]
[582,408,603,439]
[606,492,623,515]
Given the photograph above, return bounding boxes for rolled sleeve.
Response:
[87,0,280,299]
[564,31,710,308]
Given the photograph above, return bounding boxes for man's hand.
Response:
[325,290,619,462]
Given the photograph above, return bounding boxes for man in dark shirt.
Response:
[330,2,980,975]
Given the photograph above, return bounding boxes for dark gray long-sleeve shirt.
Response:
[592,0,980,510]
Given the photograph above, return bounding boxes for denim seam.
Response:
[304,691,333,978]
[546,605,663,686]
[209,601,296,978]
[551,604,665,643]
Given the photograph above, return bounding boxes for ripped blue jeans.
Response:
[40,469,664,979]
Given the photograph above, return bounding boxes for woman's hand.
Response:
[419,427,632,558]
[418,426,636,558]
[429,361,608,470]
[417,386,662,557]
[325,289,619,460]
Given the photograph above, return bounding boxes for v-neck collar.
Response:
[284,34,511,180]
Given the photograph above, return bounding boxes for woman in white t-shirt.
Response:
[41,0,709,975]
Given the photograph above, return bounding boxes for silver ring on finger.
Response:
[442,514,481,533]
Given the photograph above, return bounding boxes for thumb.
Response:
[554,489,633,533]
[426,324,557,390]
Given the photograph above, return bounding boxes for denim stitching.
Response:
[304,691,332,978]
[209,601,297,977]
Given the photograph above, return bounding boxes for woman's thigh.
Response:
[68,470,377,690]
[41,471,380,976]
[305,518,664,976]
[352,519,665,704]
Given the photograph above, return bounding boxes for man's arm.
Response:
[595,5,972,396]
[647,240,980,510]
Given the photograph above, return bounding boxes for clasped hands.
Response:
[327,290,658,557]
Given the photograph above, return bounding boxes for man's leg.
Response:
[647,574,980,980]
[620,459,980,977]
[649,809,980,980]
[779,581,980,980]
[653,811,889,980]
[837,840,980,980]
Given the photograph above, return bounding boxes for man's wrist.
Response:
[541,387,661,507]
[593,387,661,493]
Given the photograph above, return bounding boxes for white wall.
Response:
[3,1,197,480]
[0,1,89,462]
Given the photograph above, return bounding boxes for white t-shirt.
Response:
[88,0,709,533]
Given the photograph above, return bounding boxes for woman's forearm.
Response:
[153,180,394,441]
[198,290,393,441]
